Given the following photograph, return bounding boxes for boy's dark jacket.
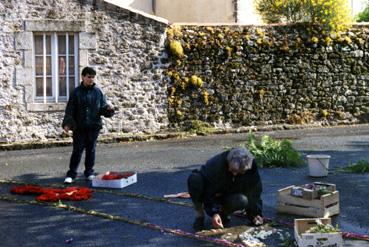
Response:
[200,150,263,220]
[62,83,114,130]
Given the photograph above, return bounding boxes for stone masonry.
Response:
[165,24,369,128]
[0,0,169,142]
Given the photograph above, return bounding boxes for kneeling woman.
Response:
[187,147,263,231]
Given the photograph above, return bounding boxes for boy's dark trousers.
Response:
[66,128,100,179]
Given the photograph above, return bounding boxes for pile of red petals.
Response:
[101,171,135,180]
[11,185,92,202]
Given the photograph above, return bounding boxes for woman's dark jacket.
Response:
[62,83,114,130]
[199,150,263,220]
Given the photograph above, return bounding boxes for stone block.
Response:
[24,50,33,68]
[15,67,32,87]
[79,32,96,49]
[25,20,85,32]
[15,32,33,50]
[79,49,89,68]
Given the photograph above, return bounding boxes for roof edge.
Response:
[103,0,169,25]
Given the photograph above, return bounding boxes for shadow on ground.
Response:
[0,146,369,246]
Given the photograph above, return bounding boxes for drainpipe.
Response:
[234,0,238,23]
[351,0,354,17]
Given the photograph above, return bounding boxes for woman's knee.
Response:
[225,193,248,210]
[187,171,203,190]
[187,171,205,204]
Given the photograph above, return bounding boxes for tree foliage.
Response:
[254,0,307,23]
[254,0,352,33]
[356,4,369,22]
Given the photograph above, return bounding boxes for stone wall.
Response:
[1,0,369,143]
[166,24,369,128]
[0,0,169,142]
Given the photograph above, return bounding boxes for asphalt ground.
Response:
[0,124,369,246]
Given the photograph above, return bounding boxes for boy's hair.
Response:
[81,67,96,76]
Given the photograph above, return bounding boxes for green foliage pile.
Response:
[356,4,369,22]
[305,219,340,233]
[246,131,304,168]
[254,0,352,33]
[338,159,369,173]
[278,232,295,247]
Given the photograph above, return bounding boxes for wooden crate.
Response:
[291,182,336,200]
[294,218,343,247]
[277,185,339,217]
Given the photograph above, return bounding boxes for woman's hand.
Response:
[212,214,224,229]
[106,105,114,111]
[63,125,70,133]
[253,215,264,226]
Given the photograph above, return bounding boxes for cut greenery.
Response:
[337,159,369,174]
[278,232,296,247]
[246,131,304,168]
[182,120,214,135]
[305,219,340,234]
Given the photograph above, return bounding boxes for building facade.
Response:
[0,0,169,142]
[108,0,367,24]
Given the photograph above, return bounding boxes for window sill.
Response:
[27,103,66,112]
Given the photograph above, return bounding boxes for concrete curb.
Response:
[0,122,362,151]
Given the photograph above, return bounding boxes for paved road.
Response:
[0,125,369,246]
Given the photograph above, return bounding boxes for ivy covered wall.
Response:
[165,24,369,128]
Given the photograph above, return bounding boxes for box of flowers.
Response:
[92,171,137,188]
[294,218,342,247]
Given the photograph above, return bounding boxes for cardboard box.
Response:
[277,185,339,217]
[294,218,343,247]
[92,171,137,188]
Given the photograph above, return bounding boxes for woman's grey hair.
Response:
[227,147,254,171]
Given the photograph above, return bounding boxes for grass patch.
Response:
[246,131,304,168]
[337,159,369,173]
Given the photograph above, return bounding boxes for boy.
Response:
[62,67,114,184]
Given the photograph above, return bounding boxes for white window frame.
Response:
[15,20,94,112]
[33,32,79,103]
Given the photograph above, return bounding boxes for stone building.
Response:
[106,0,262,24]
[0,0,169,142]
[107,0,368,24]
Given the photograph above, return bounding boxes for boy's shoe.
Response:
[193,216,205,232]
[64,177,74,184]
[86,175,95,181]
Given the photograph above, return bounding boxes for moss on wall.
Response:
[165,24,369,129]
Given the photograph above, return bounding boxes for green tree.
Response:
[356,3,369,22]
[254,0,352,33]
[254,0,306,23]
